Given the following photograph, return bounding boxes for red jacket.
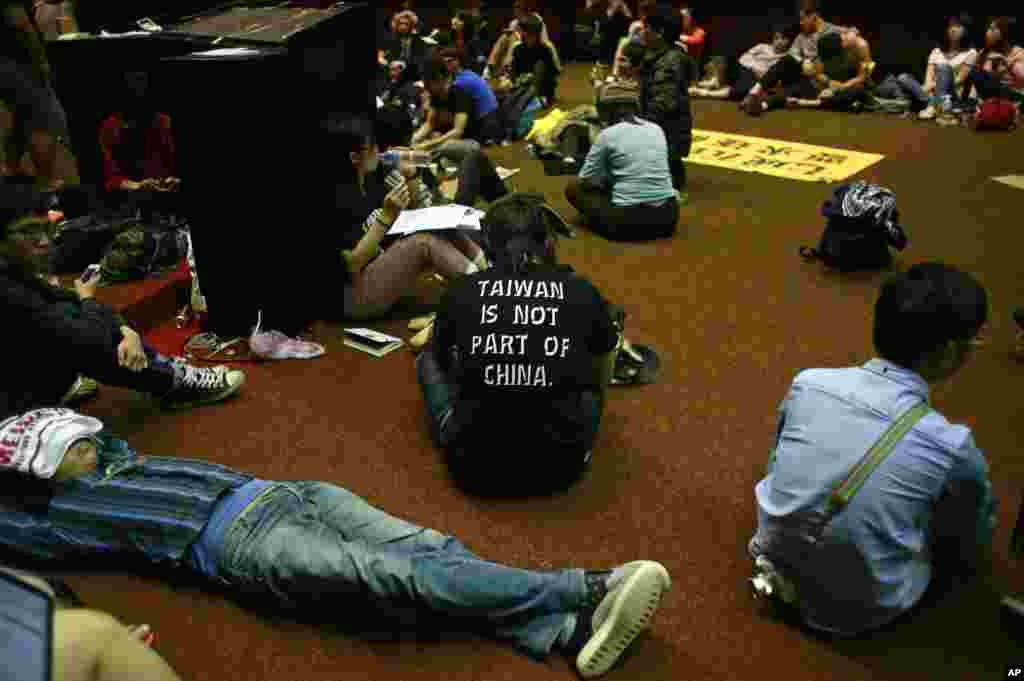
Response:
[98,112,176,193]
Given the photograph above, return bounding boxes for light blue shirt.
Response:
[751,359,997,636]
[577,117,675,207]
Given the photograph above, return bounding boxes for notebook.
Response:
[343,328,404,357]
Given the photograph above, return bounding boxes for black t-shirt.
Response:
[433,265,618,449]
[447,82,482,141]
[511,43,558,80]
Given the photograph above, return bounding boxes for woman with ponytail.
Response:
[416,193,622,495]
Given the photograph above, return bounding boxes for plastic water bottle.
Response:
[378,149,432,168]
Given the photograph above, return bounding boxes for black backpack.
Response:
[800,182,907,272]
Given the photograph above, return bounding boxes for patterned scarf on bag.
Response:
[839,181,907,248]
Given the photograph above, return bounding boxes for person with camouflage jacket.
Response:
[637,4,692,194]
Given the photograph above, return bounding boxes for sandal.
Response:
[408,312,436,332]
[60,375,99,405]
[409,318,434,351]
[611,342,661,386]
[184,332,252,362]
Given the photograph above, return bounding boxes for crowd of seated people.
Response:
[0,1,1017,679]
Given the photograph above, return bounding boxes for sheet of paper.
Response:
[192,48,262,57]
[992,175,1024,191]
[388,205,479,235]
[496,166,520,180]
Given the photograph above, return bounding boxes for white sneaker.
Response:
[575,561,671,679]
[918,105,937,120]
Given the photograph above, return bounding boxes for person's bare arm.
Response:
[53,610,183,681]
[411,110,434,144]
[415,111,468,151]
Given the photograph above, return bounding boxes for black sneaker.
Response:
[1014,306,1024,331]
[162,362,245,410]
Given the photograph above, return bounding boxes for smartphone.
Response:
[80,264,101,284]
[0,570,53,681]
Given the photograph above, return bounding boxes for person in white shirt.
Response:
[691,25,793,100]
[875,14,977,119]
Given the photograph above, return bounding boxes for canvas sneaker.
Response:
[162,363,245,410]
[568,561,671,679]
[249,310,325,360]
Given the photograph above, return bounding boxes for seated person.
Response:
[416,192,623,495]
[450,11,489,74]
[960,17,1024,107]
[691,25,793,101]
[565,84,678,242]
[675,5,705,82]
[376,104,508,209]
[750,263,996,636]
[0,187,246,418]
[0,406,671,679]
[741,0,858,116]
[378,10,433,84]
[601,37,645,95]
[32,0,76,40]
[786,30,874,112]
[483,0,561,80]
[379,59,425,123]
[0,0,78,190]
[329,115,489,320]
[874,14,977,118]
[98,71,180,202]
[1,565,184,680]
[414,53,502,158]
[506,14,560,105]
[608,0,655,82]
[585,0,632,67]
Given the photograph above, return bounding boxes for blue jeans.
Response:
[877,65,958,109]
[216,482,586,657]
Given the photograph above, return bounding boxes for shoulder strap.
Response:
[823,401,931,517]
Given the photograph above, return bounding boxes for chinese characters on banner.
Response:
[686,130,885,183]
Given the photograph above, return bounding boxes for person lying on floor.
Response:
[565,84,678,242]
[0,189,245,419]
[690,25,793,101]
[1,565,184,681]
[785,30,875,112]
[874,13,977,119]
[749,262,997,637]
[414,52,503,157]
[330,115,493,321]
[0,407,671,679]
[416,192,624,496]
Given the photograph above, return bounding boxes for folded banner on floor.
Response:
[686,129,884,183]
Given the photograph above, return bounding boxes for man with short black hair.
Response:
[637,3,692,194]
[415,55,501,161]
[750,262,997,636]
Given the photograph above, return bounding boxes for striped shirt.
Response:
[0,434,252,565]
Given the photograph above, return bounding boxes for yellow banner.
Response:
[687,129,884,182]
